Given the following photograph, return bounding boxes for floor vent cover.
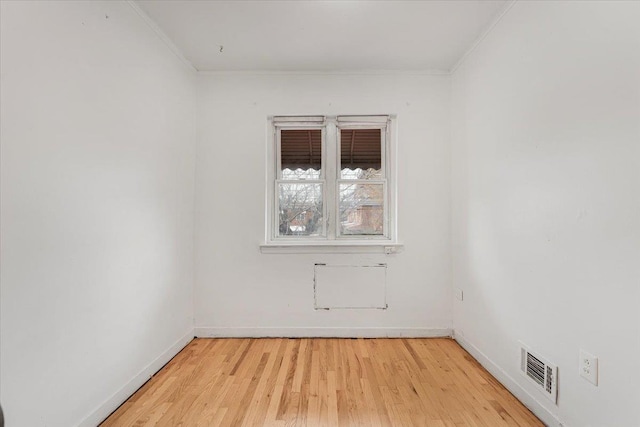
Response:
[520,343,557,404]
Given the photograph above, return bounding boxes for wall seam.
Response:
[125,0,197,72]
[450,0,518,74]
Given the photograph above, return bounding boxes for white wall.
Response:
[195,73,451,336]
[451,2,640,426]
[0,2,196,426]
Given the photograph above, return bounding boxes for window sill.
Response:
[260,242,404,254]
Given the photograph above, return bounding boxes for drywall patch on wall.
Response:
[314,264,387,309]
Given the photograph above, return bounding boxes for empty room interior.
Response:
[1,0,639,426]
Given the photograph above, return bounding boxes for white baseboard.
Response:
[77,329,194,427]
[453,331,568,427]
[195,326,452,338]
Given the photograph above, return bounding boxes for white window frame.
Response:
[273,117,327,241]
[263,115,400,254]
[336,116,390,240]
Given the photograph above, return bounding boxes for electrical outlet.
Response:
[455,288,464,301]
[579,350,598,385]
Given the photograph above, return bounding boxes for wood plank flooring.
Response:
[101,338,543,426]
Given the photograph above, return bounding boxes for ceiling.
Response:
[136,0,509,72]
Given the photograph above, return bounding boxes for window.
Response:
[265,115,397,249]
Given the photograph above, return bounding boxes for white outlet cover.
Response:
[455,288,464,301]
[579,349,598,386]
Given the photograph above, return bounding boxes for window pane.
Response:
[278,183,323,236]
[281,129,321,179]
[339,183,384,235]
[340,129,382,179]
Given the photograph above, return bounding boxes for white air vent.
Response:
[519,343,557,404]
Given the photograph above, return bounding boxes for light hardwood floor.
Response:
[101,338,543,426]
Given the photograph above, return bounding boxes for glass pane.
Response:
[281,129,321,180]
[340,129,382,179]
[278,183,323,236]
[339,183,384,235]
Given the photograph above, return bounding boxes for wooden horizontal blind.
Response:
[280,129,322,170]
[340,129,381,170]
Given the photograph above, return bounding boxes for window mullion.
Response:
[325,120,337,240]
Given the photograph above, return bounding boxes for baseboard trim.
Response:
[77,329,194,427]
[195,326,452,338]
[453,331,567,427]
